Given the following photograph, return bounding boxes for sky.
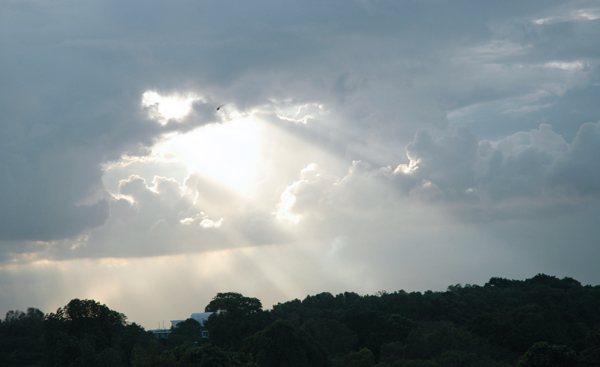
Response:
[1,0,600,329]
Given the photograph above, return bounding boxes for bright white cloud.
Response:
[142,91,199,124]
[150,117,261,192]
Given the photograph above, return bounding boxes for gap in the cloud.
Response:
[152,117,261,193]
[141,91,200,124]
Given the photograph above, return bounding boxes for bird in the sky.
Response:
[216,104,225,111]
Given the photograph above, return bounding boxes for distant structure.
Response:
[150,312,215,339]
[151,329,171,340]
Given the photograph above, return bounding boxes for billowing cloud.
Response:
[277,122,600,222]
[548,121,600,194]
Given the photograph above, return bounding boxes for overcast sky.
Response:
[1,0,600,329]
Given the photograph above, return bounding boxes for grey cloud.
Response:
[0,147,110,241]
[30,172,289,262]
[548,121,600,194]
[481,147,553,201]
[2,0,600,261]
[473,125,564,201]
[278,122,600,226]
[3,0,600,326]
[405,126,479,193]
[404,123,599,206]
[118,175,189,227]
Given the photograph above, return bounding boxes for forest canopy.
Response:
[1,274,599,367]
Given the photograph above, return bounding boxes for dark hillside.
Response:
[2,274,599,366]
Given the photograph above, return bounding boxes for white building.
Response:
[171,312,214,329]
[151,312,215,339]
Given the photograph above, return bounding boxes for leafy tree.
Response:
[205,293,262,316]
[434,350,476,367]
[300,318,358,356]
[168,318,204,348]
[392,360,438,367]
[120,322,157,364]
[242,320,329,367]
[517,342,577,367]
[4,274,599,367]
[133,344,256,367]
[579,331,600,365]
[342,348,376,367]
[380,342,405,365]
[132,341,177,367]
[0,307,45,366]
[343,306,411,357]
[204,293,273,350]
[44,298,145,367]
[196,344,257,367]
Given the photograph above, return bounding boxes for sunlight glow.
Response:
[153,117,260,192]
[142,91,198,123]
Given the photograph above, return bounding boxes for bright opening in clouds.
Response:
[152,117,261,192]
[2,0,600,330]
[142,91,197,123]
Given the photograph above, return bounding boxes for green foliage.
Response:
[397,321,515,365]
[43,298,150,367]
[205,292,263,315]
[579,331,600,365]
[0,307,45,366]
[132,343,257,367]
[517,342,577,367]
[380,342,405,364]
[132,341,176,367]
[4,274,600,367]
[268,273,600,365]
[392,360,438,367]
[301,318,358,356]
[204,293,273,350]
[168,318,205,348]
[343,348,377,367]
[435,350,476,367]
[242,320,329,367]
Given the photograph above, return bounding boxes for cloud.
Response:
[276,163,338,223]
[548,121,600,194]
[0,148,111,241]
[2,0,600,328]
[15,170,291,263]
[276,122,600,227]
[533,7,600,25]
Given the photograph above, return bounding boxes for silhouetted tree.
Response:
[0,307,44,366]
[204,293,273,350]
[168,318,204,348]
[300,318,358,356]
[205,293,262,316]
[517,342,577,367]
[44,298,147,367]
[342,348,376,367]
[242,320,329,367]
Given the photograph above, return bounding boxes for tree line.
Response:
[1,273,600,366]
